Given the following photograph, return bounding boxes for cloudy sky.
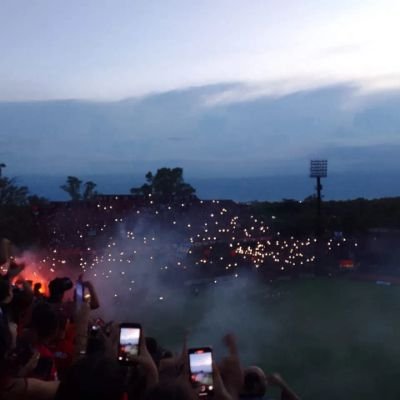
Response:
[1,1,400,200]
[1,0,400,101]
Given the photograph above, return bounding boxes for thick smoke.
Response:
[75,208,280,362]
[86,209,192,320]
[72,208,282,367]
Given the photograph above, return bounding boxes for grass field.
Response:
[127,277,400,400]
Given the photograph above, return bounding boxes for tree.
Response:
[131,167,197,204]
[61,176,82,201]
[0,177,30,206]
[0,176,44,245]
[61,176,98,201]
[83,181,98,200]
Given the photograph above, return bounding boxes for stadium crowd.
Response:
[0,259,301,400]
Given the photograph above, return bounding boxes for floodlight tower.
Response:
[310,160,328,237]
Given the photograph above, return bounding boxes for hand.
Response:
[159,330,188,379]
[174,333,232,400]
[82,280,100,310]
[218,334,243,399]
[129,330,159,388]
[213,362,234,400]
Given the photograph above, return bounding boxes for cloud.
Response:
[2,83,400,181]
[201,79,345,107]
[356,74,400,94]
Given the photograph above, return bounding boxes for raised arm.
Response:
[83,280,100,310]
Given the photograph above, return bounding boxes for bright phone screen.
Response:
[118,327,140,362]
[189,349,214,394]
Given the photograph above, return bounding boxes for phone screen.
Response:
[189,347,214,395]
[75,281,83,303]
[118,324,141,364]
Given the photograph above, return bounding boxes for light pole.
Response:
[310,160,328,237]
[0,163,6,177]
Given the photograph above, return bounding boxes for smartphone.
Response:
[188,347,214,396]
[75,281,84,304]
[118,323,141,364]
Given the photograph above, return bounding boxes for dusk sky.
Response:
[1,0,399,100]
[1,1,400,200]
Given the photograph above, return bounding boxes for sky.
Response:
[1,0,400,101]
[1,1,400,200]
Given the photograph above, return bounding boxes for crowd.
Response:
[1,259,301,400]
[34,198,325,293]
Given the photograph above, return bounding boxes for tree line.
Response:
[60,167,196,204]
[0,168,196,245]
[2,168,400,246]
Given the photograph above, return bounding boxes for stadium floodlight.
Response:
[309,160,328,238]
[310,160,327,178]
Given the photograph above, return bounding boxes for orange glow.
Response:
[13,259,50,295]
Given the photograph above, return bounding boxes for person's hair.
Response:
[48,277,73,303]
[34,282,42,292]
[145,380,196,400]
[55,355,125,400]
[242,368,267,398]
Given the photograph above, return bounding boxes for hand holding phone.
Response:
[189,347,214,396]
[118,323,142,365]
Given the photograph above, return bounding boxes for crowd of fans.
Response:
[35,198,327,289]
[1,258,301,400]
